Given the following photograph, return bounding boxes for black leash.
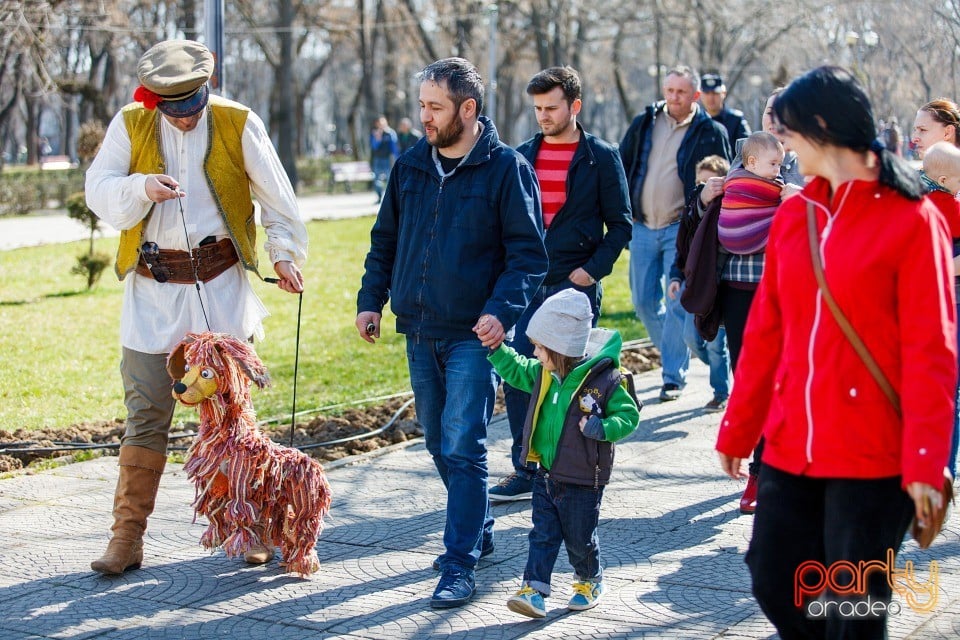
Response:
[265,276,303,447]
[168,185,302,445]
[171,187,211,331]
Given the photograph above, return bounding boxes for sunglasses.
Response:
[141,242,171,283]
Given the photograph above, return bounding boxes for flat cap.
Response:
[136,40,213,117]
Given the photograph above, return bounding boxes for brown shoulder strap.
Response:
[806,201,902,416]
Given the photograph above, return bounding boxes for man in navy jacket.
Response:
[489,66,632,502]
[620,65,731,403]
[356,57,548,609]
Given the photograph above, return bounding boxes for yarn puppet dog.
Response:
[167,331,332,576]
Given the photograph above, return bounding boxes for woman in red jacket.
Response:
[716,66,956,639]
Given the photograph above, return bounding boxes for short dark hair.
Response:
[773,65,921,199]
[526,66,582,104]
[417,57,484,115]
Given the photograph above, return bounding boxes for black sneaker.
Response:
[430,565,477,608]
[704,395,728,413]
[489,472,533,502]
[659,383,682,402]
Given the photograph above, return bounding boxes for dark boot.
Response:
[91,445,166,575]
[739,473,759,514]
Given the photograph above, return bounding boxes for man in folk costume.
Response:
[85,40,308,575]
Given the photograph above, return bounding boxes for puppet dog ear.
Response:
[166,334,198,381]
[216,336,271,390]
[237,358,271,389]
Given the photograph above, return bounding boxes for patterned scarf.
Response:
[920,169,951,195]
[717,168,784,255]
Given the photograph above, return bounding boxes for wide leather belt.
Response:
[135,238,239,284]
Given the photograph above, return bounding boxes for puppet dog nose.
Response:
[173,382,188,394]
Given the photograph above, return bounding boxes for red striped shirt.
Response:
[535,140,578,228]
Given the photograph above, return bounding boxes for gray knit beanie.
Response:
[526,289,594,358]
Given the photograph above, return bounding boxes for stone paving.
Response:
[1,361,958,639]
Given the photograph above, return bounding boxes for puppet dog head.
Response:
[167,332,270,406]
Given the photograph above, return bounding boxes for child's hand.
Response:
[579,415,605,440]
[667,280,681,300]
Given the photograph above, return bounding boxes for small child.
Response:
[489,288,641,619]
[671,154,731,290]
[922,141,960,234]
[717,131,785,255]
[921,141,960,480]
[695,155,731,186]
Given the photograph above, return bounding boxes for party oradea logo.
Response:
[794,549,938,619]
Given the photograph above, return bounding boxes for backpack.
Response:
[615,367,644,414]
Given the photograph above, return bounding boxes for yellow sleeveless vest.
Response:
[115,95,260,279]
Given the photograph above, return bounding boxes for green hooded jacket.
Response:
[489,328,640,476]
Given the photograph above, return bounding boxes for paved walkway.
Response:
[1,361,958,639]
[0,191,379,250]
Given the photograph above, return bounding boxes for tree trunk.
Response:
[275,0,298,189]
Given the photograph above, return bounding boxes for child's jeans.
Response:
[523,470,604,596]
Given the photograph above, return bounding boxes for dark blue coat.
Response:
[713,106,751,149]
[516,123,632,286]
[357,116,548,340]
[619,103,731,224]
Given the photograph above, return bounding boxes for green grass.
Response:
[0,215,643,431]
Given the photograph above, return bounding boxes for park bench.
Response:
[329,160,375,193]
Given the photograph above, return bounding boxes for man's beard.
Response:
[429,114,465,149]
[541,114,573,138]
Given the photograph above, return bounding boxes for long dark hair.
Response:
[773,66,922,200]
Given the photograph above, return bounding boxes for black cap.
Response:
[701,73,725,93]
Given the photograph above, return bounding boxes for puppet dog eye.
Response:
[201,368,215,379]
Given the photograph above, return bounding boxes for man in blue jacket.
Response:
[488,66,632,502]
[620,65,731,402]
[356,57,548,608]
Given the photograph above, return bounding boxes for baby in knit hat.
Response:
[718,131,785,255]
[487,288,641,619]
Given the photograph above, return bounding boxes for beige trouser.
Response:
[120,347,177,454]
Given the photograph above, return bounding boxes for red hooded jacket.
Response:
[716,177,957,488]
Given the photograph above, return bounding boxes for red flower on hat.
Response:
[133,85,164,110]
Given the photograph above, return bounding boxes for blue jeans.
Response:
[406,337,497,569]
[524,472,604,596]
[629,220,689,387]
[372,157,392,201]
[503,281,600,476]
[680,292,730,399]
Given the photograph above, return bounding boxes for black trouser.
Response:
[720,282,766,475]
[746,464,915,640]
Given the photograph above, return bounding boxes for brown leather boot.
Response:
[91,445,166,575]
[244,523,276,564]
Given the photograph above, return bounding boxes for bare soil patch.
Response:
[0,345,659,472]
